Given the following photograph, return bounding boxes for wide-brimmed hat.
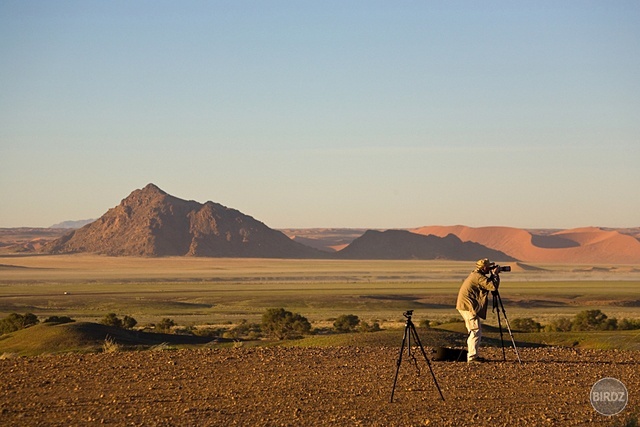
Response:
[476,258,495,269]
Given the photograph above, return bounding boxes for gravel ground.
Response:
[1,346,638,426]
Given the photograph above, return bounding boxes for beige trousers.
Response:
[458,309,482,360]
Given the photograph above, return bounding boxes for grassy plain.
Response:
[2,255,639,329]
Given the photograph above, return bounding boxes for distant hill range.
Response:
[335,229,513,261]
[282,227,640,264]
[410,225,640,264]
[49,219,95,229]
[1,183,637,263]
[0,228,72,253]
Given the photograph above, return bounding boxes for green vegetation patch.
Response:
[2,257,640,354]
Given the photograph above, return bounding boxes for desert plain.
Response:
[1,255,639,426]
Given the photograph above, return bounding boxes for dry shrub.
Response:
[0,352,18,360]
[102,336,121,353]
[150,342,172,351]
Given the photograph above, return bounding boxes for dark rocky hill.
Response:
[43,184,324,258]
[335,229,515,261]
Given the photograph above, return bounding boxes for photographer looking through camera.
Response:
[456,258,507,363]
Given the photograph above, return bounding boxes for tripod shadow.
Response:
[480,325,548,349]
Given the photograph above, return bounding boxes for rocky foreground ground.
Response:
[1,346,638,426]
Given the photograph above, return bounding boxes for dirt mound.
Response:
[335,230,514,261]
[42,184,324,258]
[412,225,640,264]
[1,346,637,426]
[0,322,216,355]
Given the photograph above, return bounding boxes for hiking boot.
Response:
[468,356,487,363]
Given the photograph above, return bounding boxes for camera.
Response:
[492,265,511,273]
[403,310,414,318]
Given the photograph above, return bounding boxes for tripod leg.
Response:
[502,314,522,364]
[495,305,506,361]
[457,330,472,362]
[390,324,409,402]
[409,323,445,401]
[496,292,522,364]
[493,292,506,361]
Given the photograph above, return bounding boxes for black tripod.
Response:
[390,310,445,402]
[492,289,522,364]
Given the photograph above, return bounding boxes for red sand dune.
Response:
[411,225,640,264]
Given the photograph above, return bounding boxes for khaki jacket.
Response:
[456,269,499,319]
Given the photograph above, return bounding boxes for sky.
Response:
[1,1,639,229]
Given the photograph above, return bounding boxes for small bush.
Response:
[618,318,640,330]
[511,318,542,332]
[230,319,262,339]
[358,321,381,332]
[101,313,123,328]
[157,318,176,333]
[571,309,613,331]
[419,319,431,329]
[602,317,618,331]
[261,308,311,340]
[333,314,360,333]
[192,327,224,338]
[122,315,138,329]
[222,331,237,339]
[543,311,637,332]
[43,316,75,325]
[0,313,39,334]
[544,317,573,332]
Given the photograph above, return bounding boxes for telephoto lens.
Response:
[494,265,511,273]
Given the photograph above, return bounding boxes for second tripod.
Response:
[390,310,445,402]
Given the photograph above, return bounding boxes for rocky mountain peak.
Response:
[43,185,322,258]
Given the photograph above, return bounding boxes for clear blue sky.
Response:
[1,1,639,229]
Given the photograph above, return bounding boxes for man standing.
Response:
[456,258,500,363]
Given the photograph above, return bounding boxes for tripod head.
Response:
[403,310,414,319]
